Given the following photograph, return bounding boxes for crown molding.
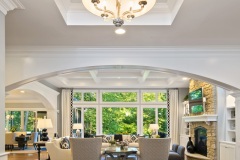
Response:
[6,45,240,57]
[0,0,25,15]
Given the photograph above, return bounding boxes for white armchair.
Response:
[45,139,72,160]
[138,138,171,160]
[70,137,103,160]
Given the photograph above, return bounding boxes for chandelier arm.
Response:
[94,4,115,17]
[122,6,144,18]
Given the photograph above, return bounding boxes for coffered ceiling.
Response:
[43,68,189,88]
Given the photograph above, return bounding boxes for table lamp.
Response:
[149,124,159,136]
[37,117,53,141]
[73,123,83,137]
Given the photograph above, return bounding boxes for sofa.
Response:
[45,138,72,160]
[169,144,185,160]
[98,134,140,148]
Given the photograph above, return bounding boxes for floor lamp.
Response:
[73,123,83,138]
[37,117,53,141]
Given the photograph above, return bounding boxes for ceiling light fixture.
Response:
[115,28,126,34]
[82,0,156,27]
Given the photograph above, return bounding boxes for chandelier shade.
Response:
[82,0,156,27]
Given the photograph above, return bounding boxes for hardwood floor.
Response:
[8,151,49,160]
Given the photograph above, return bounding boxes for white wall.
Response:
[0,11,7,160]
[5,46,240,91]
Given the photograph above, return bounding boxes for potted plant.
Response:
[10,126,17,132]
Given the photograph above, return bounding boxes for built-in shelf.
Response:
[182,114,218,123]
[227,130,236,132]
[227,118,236,120]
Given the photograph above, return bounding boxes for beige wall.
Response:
[0,11,7,159]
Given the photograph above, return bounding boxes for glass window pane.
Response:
[102,107,137,134]
[84,92,96,102]
[158,108,167,133]
[84,108,96,137]
[143,108,155,135]
[102,92,137,102]
[5,111,21,131]
[158,92,167,102]
[73,92,82,102]
[24,111,36,132]
[73,108,81,123]
[143,92,156,102]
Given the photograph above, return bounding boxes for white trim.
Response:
[182,115,218,123]
[0,0,24,15]
[6,45,240,57]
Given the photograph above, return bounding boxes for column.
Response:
[0,10,7,160]
[231,91,240,160]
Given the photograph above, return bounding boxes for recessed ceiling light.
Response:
[182,77,188,80]
[20,90,25,93]
[115,28,126,35]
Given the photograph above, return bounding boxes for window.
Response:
[102,107,137,134]
[84,108,96,135]
[73,90,97,102]
[142,91,167,103]
[24,111,36,132]
[102,91,138,102]
[143,107,167,135]
[72,89,169,136]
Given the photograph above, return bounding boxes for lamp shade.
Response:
[149,124,159,130]
[37,118,53,129]
[73,123,83,130]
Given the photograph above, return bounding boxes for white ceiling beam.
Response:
[89,70,100,83]
[138,70,150,83]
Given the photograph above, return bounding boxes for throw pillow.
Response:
[60,137,70,149]
[102,135,111,143]
[129,135,138,143]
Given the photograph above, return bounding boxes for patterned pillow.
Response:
[129,135,138,143]
[102,135,112,143]
[60,137,70,149]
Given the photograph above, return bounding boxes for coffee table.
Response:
[104,146,138,160]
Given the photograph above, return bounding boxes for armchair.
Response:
[70,137,103,160]
[138,138,171,160]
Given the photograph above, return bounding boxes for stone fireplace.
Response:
[186,79,217,160]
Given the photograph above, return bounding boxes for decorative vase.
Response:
[187,137,195,153]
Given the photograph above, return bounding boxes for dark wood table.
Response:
[15,136,29,150]
[104,146,138,160]
[34,141,50,160]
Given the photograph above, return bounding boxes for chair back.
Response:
[139,138,171,160]
[28,132,38,143]
[5,132,16,144]
[70,138,102,160]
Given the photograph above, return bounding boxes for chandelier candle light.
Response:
[82,0,156,27]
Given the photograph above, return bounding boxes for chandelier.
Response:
[82,0,156,27]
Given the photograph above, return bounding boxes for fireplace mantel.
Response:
[183,114,218,123]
